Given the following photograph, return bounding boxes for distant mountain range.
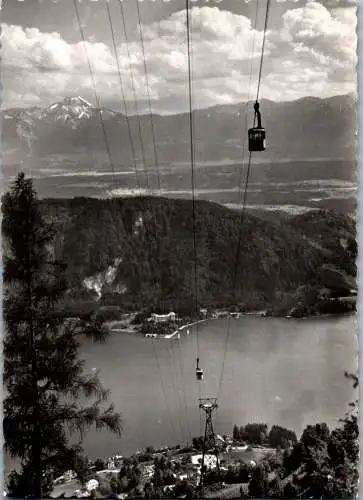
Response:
[2,93,357,168]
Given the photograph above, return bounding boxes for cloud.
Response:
[0,1,357,113]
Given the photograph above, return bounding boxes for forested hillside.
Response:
[40,197,356,316]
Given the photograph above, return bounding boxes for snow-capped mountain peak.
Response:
[43,96,95,125]
[62,96,92,107]
[49,95,93,108]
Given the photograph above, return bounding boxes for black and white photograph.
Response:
[0,0,359,497]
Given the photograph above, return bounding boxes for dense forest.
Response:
[38,196,356,317]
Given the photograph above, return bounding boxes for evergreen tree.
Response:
[242,423,268,445]
[268,425,297,449]
[280,372,359,499]
[3,173,122,498]
[248,465,269,498]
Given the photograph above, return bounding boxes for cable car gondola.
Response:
[196,357,204,381]
[248,101,266,152]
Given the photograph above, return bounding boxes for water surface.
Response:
[80,314,357,459]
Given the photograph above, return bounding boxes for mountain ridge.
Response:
[38,196,357,318]
[2,92,356,116]
[2,93,357,166]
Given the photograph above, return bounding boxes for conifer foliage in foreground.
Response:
[2,173,122,498]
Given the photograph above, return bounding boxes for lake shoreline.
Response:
[107,310,356,339]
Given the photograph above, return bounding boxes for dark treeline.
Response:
[192,423,297,451]
[39,196,356,318]
[231,423,298,449]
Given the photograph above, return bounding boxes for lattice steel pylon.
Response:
[198,398,221,490]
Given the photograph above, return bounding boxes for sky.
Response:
[0,0,357,114]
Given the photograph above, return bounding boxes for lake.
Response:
[79,314,358,459]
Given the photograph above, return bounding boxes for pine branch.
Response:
[2,173,122,497]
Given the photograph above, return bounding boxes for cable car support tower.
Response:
[198,398,221,491]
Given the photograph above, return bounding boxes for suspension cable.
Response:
[73,0,188,447]
[105,0,140,190]
[175,335,193,442]
[186,0,200,386]
[217,0,271,400]
[116,0,150,191]
[115,2,187,442]
[134,0,162,193]
[165,339,188,442]
[217,0,260,403]
[134,7,170,378]
[150,337,182,442]
[102,0,181,444]
[73,0,117,187]
[256,0,271,103]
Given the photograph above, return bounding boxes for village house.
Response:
[191,454,218,471]
[141,464,155,481]
[148,312,176,323]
